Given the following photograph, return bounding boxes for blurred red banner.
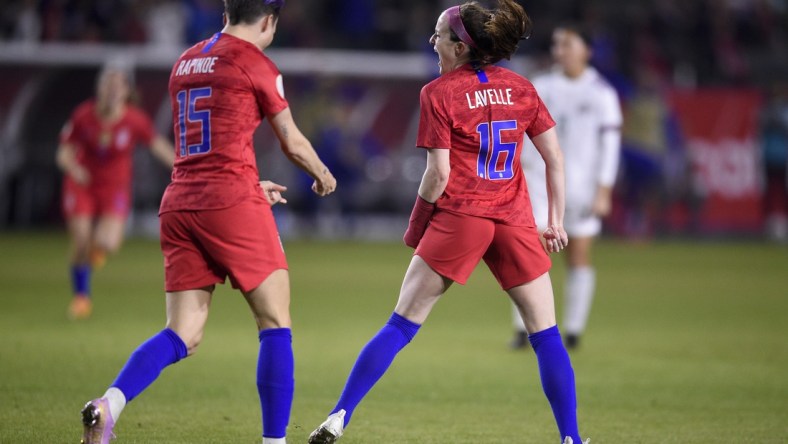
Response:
[669,89,763,233]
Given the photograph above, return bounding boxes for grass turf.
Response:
[0,233,786,443]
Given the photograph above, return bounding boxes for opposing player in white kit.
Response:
[511,24,622,349]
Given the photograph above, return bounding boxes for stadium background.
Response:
[0,1,786,443]
[1,0,787,240]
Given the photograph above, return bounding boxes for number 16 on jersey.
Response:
[476,120,517,180]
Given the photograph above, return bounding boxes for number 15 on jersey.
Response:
[176,87,212,157]
[476,120,518,180]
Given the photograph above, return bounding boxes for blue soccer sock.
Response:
[71,264,91,297]
[332,312,421,427]
[110,328,188,402]
[258,328,294,439]
[529,325,582,443]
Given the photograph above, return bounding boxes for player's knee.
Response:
[169,329,204,356]
[71,243,91,262]
[183,334,203,356]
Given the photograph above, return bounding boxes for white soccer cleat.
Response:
[563,438,590,444]
[308,409,346,444]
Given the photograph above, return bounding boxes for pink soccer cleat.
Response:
[80,398,115,444]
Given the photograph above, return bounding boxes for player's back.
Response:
[161,33,288,214]
[420,64,554,226]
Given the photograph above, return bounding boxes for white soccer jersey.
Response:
[522,67,622,235]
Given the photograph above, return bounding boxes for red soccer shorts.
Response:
[415,209,551,290]
[159,195,288,293]
[62,179,130,219]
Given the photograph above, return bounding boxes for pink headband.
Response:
[446,5,477,49]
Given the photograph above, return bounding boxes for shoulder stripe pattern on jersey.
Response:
[202,33,221,54]
[473,65,489,84]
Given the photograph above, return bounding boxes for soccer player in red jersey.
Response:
[57,65,175,320]
[79,1,336,443]
[309,2,587,444]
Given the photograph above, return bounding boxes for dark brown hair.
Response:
[450,0,531,65]
[224,0,282,25]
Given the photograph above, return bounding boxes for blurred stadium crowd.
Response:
[2,0,787,86]
[0,0,786,240]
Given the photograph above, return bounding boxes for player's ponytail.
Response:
[453,0,531,65]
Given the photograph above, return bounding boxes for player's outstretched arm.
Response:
[531,127,568,253]
[269,107,336,196]
[55,142,90,185]
[150,135,176,168]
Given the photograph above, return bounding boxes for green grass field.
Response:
[0,233,786,443]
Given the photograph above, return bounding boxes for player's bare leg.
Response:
[507,272,584,443]
[393,255,452,324]
[165,287,214,355]
[508,272,558,334]
[91,215,126,270]
[243,269,291,330]
[563,236,595,348]
[310,256,452,443]
[243,269,294,443]
[67,216,93,319]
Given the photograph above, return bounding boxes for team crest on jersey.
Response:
[116,128,131,150]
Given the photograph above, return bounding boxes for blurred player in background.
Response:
[309,2,587,443]
[79,1,336,443]
[56,64,175,321]
[511,24,622,350]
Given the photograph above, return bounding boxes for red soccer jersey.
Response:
[60,100,156,190]
[160,33,289,214]
[416,64,555,226]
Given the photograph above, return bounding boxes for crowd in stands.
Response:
[1,0,786,87]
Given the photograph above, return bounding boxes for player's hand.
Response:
[259,181,287,205]
[542,224,568,254]
[312,168,337,197]
[69,165,90,185]
[591,187,613,217]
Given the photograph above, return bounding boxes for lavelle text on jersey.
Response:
[466,88,514,109]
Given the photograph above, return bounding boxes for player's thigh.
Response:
[196,197,288,294]
[414,209,494,285]
[93,215,127,252]
[67,216,93,247]
[565,235,594,268]
[165,287,214,354]
[243,269,291,330]
[506,272,557,334]
[394,255,453,324]
[484,223,551,290]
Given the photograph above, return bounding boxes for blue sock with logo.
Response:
[71,264,91,297]
[332,312,421,427]
[110,328,188,402]
[258,328,294,439]
[529,325,582,443]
